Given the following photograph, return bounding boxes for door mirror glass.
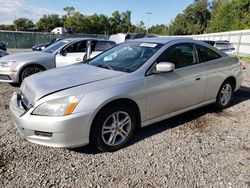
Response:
[156,62,175,73]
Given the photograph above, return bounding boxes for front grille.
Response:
[0,74,10,80]
[17,93,32,111]
[21,96,30,110]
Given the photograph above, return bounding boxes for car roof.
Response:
[62,38,113,42]
[131,37,195,44]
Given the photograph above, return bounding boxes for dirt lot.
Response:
[0,63,250,187]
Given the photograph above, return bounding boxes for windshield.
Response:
[43,40,71,53]
[215,43,234,50]
[89,42,163,73]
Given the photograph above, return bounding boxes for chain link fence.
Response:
[0,31,107,49]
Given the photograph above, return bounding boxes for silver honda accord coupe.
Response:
[10,37,243,152]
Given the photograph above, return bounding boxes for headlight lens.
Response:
[0,61,15,67]
[32,95,82,116]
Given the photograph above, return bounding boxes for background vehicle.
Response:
[0,49,9,58]
[10,37,243,152]
[0,41,7,52]
[202,40,236,55]
[110,33,157,44]
[32,38,64,51]
[0,38,116,83]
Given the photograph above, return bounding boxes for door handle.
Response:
[75,58,82,61]
[195,77,201,81]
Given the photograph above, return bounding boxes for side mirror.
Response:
[60,49,67,56]
[156,62,175,73]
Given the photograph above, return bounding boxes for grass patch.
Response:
[239,56,250,64]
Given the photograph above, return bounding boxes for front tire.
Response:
[215,80,234,109]
[20,65,43,83]
[91,103,136,152]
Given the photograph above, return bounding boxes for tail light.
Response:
[240,61,246,70]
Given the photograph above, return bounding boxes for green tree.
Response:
[133,21,146,33]
[148,24,168,35]
[169,0,211,35]
[121,10,132,32]
[63,6,75,17]
[36,14,63,31]
[208,0,250,32]
[13,18,34,31]
[64,12,85,33]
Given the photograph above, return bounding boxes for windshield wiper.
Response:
[97,64,114,70]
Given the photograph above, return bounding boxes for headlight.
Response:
[32,95,82,116]
[0,61,15,67]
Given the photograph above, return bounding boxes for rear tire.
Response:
[215,80,234,109]
[20,65,43,83]
[91,103,136,152]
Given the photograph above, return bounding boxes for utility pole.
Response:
[146,12,152,35]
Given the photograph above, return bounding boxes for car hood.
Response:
[0,51,53,62]
[20,64,125,104]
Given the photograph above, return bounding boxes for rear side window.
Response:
[93,41,116,51]
[196,44,221,63]
[157,43,198,69]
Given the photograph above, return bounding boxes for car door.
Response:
[90,40,116,58]
[145,43,207,120]
[195,44,224,101]
[55,40,87,67]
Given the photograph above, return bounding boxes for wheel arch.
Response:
[223,76,236,91]
[89,98,142,142]
[18,63,47,82]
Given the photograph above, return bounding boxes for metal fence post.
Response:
[237,32,242,56]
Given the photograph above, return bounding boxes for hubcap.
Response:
[220,84,232,105]
[101,111,132,146]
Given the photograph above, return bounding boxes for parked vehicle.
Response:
[32,38,64,51]
[0,49,9,58]
[10,37,243,152]
[0,38,116,83]
[110,33,157,44]
[0,41,7,52]
[202,40,236,55]
[51,27,66,34]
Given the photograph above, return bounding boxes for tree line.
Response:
[169,0,250,35]
[2,0,250,35]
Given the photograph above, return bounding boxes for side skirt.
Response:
[141,99,216,128]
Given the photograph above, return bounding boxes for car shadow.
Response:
[71,86,250,154]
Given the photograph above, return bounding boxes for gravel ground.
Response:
[0,63,250,187]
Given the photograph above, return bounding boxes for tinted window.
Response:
[93,41,115,51]
[202,40,215,46]
[158,43,198,69]
[65,41,87,53]
[196,44,221,62]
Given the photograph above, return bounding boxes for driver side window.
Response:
[65,41,87,53]
[157,43,198,69]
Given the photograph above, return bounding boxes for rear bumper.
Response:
[10,93,94,148]
[235,69,244,91]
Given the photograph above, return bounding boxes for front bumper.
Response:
[10,93,94,148]
[0,67,19,83]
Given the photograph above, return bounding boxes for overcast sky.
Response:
[0,0,194,26]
